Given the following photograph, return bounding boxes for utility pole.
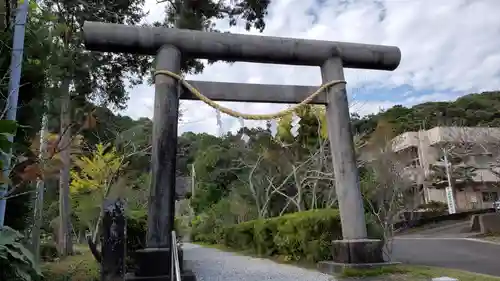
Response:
[443,147,457,214]
[0,0,30,227]
[190,164,195,198]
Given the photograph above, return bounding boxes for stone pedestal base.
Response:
[134,248,171,277]
[332,239,384,263]
[317,261,400,274]
[125,247,196,281]
[317,239,399,275]
[125,269,196,281]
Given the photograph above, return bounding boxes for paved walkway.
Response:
[393,237,500,276]
[182,243,335,281]
[392,219,500,276]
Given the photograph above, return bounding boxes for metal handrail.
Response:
[171,230,181,281]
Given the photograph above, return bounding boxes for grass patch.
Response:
[477,232,500,243]
[41,248,99,281]
[483,236,500,243]
[341,265,409,278]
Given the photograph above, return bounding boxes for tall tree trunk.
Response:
[58,78,73,256]
[92,211,102,245]
[31,98,49,263]
[0,0,5,31]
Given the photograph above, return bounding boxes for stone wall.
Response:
[470,212,500,233]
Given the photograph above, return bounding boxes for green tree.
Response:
[1,1,58,231]
[158,0,271,75]
[354,91,500,137]
[70,143,127,244]
[37,0,151,255]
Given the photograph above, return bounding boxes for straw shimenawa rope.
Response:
[154,70,346,121]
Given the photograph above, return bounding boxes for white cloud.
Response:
[121,0,500,135]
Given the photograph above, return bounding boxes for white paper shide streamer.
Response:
[239,117,250,143]
[290,113,301,137]
[269,119,278,137]
[215,109,223,137]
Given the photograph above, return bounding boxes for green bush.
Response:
[190,198,248,244]
[190,213,223,244]
[418,201,448,213]
[42,209,183,281]
[222,220,255,250]
[40,242,59,262]
[365,213,385,239]
[41,252,99,281]
[253,219,277,256]
[195,209,383,263]
[126,210,148,269]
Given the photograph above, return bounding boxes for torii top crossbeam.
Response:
[82,21,401,70]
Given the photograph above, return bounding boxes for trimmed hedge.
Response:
[418,201,448,213]
[193,209,382,263]
[126,211,148,270]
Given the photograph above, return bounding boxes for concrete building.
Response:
[391,126,500,212]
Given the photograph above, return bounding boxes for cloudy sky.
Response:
[120,0,500,136]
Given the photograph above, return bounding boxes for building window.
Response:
[409,147,420,167]
[482,192,498,202]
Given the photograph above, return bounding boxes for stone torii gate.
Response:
[83,21,401,280]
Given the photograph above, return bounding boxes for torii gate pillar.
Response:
[83,21,401,279]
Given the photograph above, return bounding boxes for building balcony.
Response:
[392,131,420,152]
[472,168,500,183]
[392,127,500,152]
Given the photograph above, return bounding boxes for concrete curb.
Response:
[394,237,466,240]
[394,236,500,245]
[463,238,500,245]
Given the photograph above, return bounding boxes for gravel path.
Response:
[182,243,336,281]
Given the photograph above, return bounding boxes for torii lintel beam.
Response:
[82,21,401,71]
[184,81,323,104]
